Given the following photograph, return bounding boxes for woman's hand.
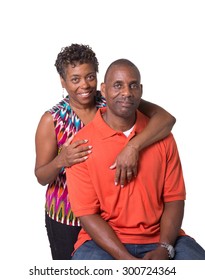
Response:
[58,136,92,168]
[110,145,139,187]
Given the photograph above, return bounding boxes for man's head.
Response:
[101,59,142,126]
[55,44,99,81]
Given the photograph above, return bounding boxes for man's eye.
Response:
[114,83,121,89]
[130,83,139,89]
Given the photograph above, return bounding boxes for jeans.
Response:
[72,236,205,260]
[45,212,81,260]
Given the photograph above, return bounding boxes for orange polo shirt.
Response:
[66,107,186,251]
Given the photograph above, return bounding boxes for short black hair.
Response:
[55,43,99,80]
[104,58,141,82]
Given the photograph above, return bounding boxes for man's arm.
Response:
[143,201,184,260]
[80,214,139,260]
[143,134,185,260]
[111,99,176,186]
[159,200,184,245]
[66,157,137,260]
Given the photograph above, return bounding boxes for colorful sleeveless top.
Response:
[45,91,106,225]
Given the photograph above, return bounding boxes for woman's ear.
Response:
[60,76,66,88]
[100,83,106,98]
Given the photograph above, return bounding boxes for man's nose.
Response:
[121,85,131,96]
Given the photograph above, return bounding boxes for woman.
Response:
[35,44,176,260]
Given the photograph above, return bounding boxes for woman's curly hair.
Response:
[55,44,99,80]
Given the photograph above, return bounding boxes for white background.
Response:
[1,0,204,278]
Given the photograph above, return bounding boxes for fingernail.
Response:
[121,185,124,188]
[115,182,118,186]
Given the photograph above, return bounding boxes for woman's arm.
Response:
[34,112,92,185]
[111,99,176,187]
[135,99,176,148]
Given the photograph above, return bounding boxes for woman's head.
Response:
[56,44,98,108]
[55,44,99,80]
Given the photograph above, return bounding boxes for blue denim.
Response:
[72,236,205,260]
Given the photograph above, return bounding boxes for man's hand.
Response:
[143,246,169,260]
[110,145,139,187]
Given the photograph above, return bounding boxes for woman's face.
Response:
[61,63,97,108]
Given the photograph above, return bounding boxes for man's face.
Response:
[101,64,142,119]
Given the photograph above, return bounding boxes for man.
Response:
[66,59,205,260]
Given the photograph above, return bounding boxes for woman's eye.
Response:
[87,74,95,81]
[71,78,79,83]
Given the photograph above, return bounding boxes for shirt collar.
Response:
[93,107,148,140]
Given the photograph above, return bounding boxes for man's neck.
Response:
[102,111,136,132]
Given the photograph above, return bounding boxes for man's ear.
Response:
[100,83,106,98]
[140,84,143,97]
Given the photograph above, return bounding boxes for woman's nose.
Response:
[80,78,90,88]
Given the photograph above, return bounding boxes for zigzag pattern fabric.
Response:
[45,91,106,225]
